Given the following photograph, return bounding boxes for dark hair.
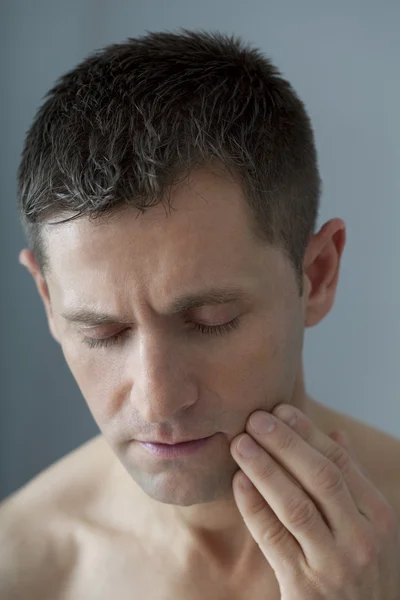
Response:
[17,29,321,295]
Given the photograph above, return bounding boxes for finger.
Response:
[232,468,303,577]
[231,433,335,571]
[274,405,387,523]
[242,408,369,573]
[329,430,371,479]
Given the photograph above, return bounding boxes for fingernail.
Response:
[249,411,276,434]
[237,435,261,457]
[275,406,297,427]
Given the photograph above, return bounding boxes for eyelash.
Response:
[83,317,240,350]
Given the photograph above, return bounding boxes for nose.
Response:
[131,332,198,423]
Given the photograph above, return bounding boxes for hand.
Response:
[230,404,400,599]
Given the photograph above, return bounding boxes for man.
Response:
[1,29,399,599]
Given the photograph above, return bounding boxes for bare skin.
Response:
[1,396,399,599]
[2,165,399,599]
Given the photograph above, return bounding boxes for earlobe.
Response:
[302,277,321,328]
[304,294,329,328]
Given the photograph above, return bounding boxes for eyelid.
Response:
[192,317,240,336]
[83,316,241,349]
[192,301,235,311]
[186,308,233,321]
[78,323,124,334]
[83,328,128,349]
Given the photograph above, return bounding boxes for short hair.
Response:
[17,29,321,295]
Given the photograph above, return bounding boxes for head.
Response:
[17,30,345,507]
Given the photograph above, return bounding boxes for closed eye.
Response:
[82,317,240,349]
[83,329,128,349]
[190,317,240,336]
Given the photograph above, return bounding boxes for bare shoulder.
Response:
[310,398,400,518]
[0,434,110,599]
[0,498,75,599]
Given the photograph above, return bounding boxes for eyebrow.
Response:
[60,286,251,326]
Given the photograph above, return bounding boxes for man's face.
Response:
[43,167,308,506]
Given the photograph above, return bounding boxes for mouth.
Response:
[138,434,216,458]
[142,435,211,445]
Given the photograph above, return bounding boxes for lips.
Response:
[142,436,209,445]
[139,435,214,458]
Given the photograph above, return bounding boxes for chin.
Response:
[134,468,236,506]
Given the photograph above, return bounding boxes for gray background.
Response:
[1,0,399,503]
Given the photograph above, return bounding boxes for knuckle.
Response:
[277,431,298,454]
[246,498,288,547]
[313,459,343,492]
[299,418,314,442]
[260,518,290,546]
[353,531,378,567]
[248,495,269,519]
[326,444,351,473]
[257,460,277,483]
[286,495,317,528]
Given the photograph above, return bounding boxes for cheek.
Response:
[60,340,125,421]
[271,308,305,400]
[213,311,303,405]
[201,320,281,399]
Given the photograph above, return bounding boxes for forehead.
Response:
[44,168,292,310]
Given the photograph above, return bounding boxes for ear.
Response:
[19,249,60,344]
[303,218,346,328]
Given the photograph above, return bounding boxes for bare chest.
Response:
[61,529,280,600]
